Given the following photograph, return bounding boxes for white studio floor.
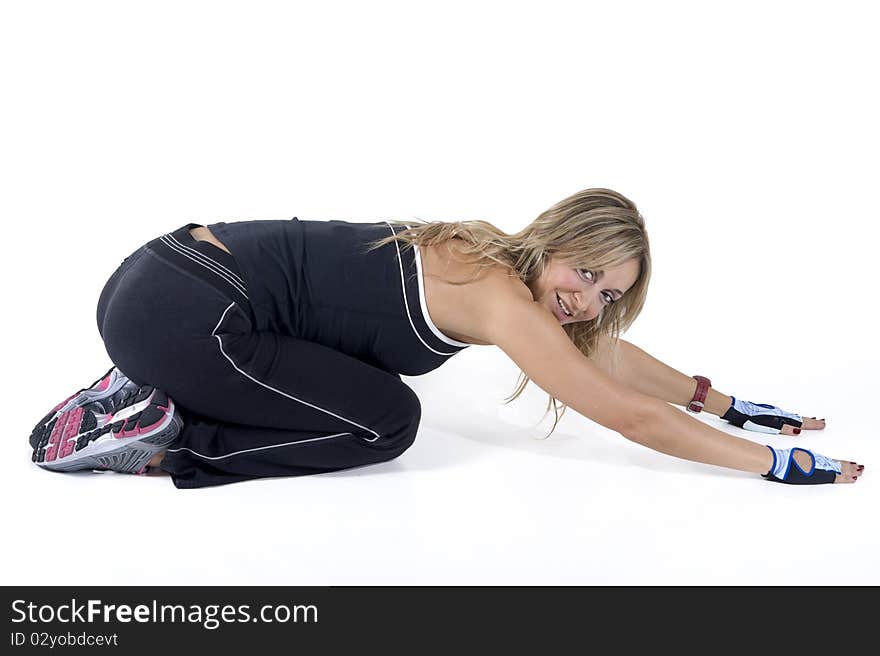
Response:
[4,343,877,586]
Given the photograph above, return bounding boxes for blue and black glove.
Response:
[762,446,841,485]
[722,396,821,435]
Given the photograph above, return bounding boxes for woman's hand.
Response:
[763,446,864,484]
[721,396,826,436]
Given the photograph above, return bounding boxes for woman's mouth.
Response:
[555,292,573,319]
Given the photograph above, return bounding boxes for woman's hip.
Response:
[95,224,256,382]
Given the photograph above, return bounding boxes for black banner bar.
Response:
[1,586,867,653]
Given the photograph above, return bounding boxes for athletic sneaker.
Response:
[29,366,183,475]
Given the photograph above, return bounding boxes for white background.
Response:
[1,0,877,585]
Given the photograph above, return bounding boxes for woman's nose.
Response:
[573,292,601,321]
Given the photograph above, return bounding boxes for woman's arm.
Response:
[629,402,773,473]
[589,335,733,415]
[486,296,775,476]
[473,273,860,483]
[591,336,829,437]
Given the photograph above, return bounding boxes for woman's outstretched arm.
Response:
[589,335,732,415]
[589,336,825,435]
[483,285,862,484]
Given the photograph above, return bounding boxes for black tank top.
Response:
[207,218,471,376]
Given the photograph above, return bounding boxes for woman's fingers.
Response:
[779,417,826,435]
[780,423,802,436]
[801,417,827,430]
[834,460,865,484]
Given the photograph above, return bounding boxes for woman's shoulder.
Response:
[423,238,523,282]
[419,238,533,345]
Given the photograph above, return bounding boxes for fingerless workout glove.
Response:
[763,446,841,484]
[722,396,803,434]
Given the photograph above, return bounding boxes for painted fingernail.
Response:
[853,476,857,480]
[793,428,801,434]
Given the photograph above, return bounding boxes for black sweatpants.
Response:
[96,224,421,489]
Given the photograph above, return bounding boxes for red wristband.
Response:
[687,375,711,413]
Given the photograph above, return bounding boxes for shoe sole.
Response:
[31,384,183,474]
[29,366,124,451]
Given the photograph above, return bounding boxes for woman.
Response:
[28,188,863,488]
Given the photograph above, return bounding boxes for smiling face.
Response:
[526,256,641,325]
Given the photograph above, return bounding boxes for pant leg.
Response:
[161,317,422,488]
[96,224,421,489]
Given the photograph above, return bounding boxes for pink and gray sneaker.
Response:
[29,366,183,475]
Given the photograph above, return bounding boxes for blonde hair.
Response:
[366,187,652,437]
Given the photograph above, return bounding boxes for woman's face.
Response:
[527,256,641,325]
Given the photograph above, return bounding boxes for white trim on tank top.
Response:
[411,243,472,348]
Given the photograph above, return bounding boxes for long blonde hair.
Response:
[366,187,652,436]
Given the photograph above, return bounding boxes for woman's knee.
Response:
[380,384,421,456]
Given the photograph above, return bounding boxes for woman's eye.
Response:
[578,269,615,305]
